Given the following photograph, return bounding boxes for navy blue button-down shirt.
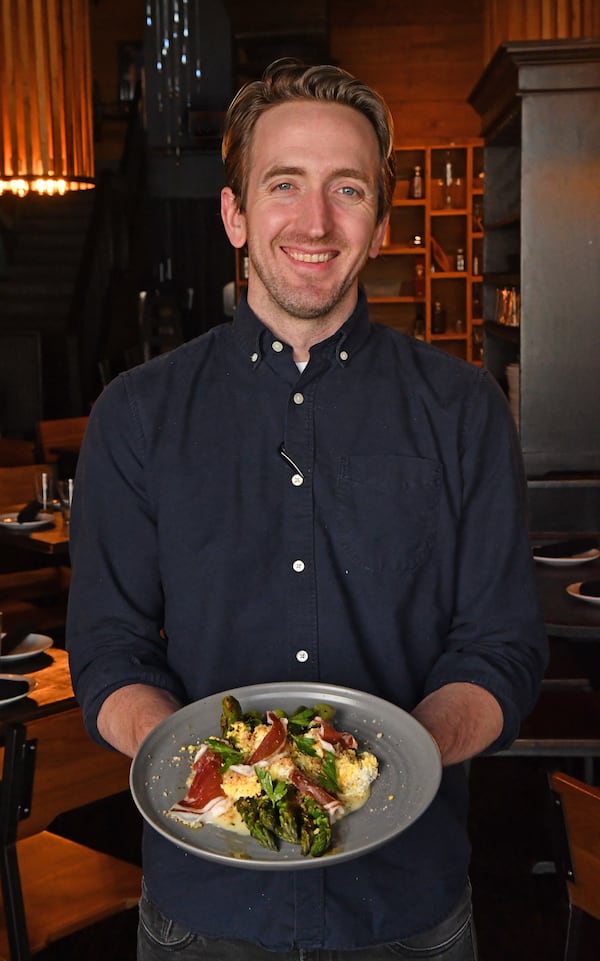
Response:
[67,291,547,950]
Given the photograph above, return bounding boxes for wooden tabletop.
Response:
[0,505,70,555]
[0,647,77,740]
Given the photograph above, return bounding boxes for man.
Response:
[67,60,547,960]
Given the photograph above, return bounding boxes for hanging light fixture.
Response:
[0,0,95,197]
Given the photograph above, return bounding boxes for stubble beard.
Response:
[250,249,356,321]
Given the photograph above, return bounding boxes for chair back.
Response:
[0,708,132,841]
[0,706,140,959]
[0,463,54,510]
[550,771,600,922]
[36,417,88,463]
[0,439,36,466]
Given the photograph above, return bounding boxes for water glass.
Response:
[57,478,74,526]
[33,470,55,512]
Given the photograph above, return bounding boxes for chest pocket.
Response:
[335,454,441,573]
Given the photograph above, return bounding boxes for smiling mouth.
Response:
[286,249,337,264]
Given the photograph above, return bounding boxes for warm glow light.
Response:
[0,0,95,197]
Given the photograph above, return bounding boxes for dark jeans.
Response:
[137,880,477,960]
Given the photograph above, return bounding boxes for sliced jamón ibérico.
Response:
[315,718,358,751]
[248,711,289,764]
[289,769,345,820]
[177,744,226,812]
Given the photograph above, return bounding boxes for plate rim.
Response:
[566,582,600,605]
[0,673,37,706]
[0,510,55,530]
[533,548,600,566]
[130,681,442,871]
[0,633,53,661]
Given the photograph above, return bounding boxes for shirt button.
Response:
[250,352,259,363]
[291,473,303,487]
[296,650,309,663]
[292,559,305,573]
[339,349,349,362]
[293,392,304,405]
[272,340,284,353]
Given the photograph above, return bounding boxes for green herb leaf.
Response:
[319,752,339,794]
[205,737,244,772]
[255,766,287,804]
[288,706,316,728]
[291,734,318,757]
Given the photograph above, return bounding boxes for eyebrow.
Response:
[261,165,373,186]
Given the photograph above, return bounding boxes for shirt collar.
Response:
[232,289,371,371]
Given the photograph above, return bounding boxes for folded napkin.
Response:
[1,622,35,655]
[579,580,600,598]
[533,537,599,559]
[17,499,43,523]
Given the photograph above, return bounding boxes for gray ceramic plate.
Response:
[0,511,54,531]
[0,674,36,707]
[0,633,53,662]
[130,682,442,871]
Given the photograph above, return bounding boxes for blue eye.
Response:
[340,186,358,196]
[275,182,293,191]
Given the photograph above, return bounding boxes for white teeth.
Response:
[288,250,334,263]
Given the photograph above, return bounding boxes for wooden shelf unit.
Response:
[361,143,484,363]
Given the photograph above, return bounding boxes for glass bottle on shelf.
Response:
[409,165,423,199]
[431,300,447,334]
[444,152,453,208]
[413,257,426,296]
[413,306,426,340]
[456,248,465,271]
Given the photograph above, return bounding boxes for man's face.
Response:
[222,101,388,330]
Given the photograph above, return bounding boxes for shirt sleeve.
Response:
[67,373,186,746]
[422,370,548,752]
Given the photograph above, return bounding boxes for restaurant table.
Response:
[0,506,69,557]
[535,555,600,641]
[493,541,600,783]
[532,534,600,690]
[0,647,75,730]
[0,647,141,959]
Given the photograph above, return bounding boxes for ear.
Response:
[221,187,247,248]
[368,213,390,259]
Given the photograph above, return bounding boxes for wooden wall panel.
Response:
[484,0,600,63]
[329,0,487,144]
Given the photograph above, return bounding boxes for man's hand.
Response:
[411,682,503,766]
[97,684,182,758]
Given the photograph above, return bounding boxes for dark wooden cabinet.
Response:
[469,39,600,479]
[469,39,600,530]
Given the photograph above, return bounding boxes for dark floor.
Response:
[33,756,599,961]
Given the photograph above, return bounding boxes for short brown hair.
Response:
[222,58,396,223]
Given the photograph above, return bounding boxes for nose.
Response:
[297,188,334,238]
